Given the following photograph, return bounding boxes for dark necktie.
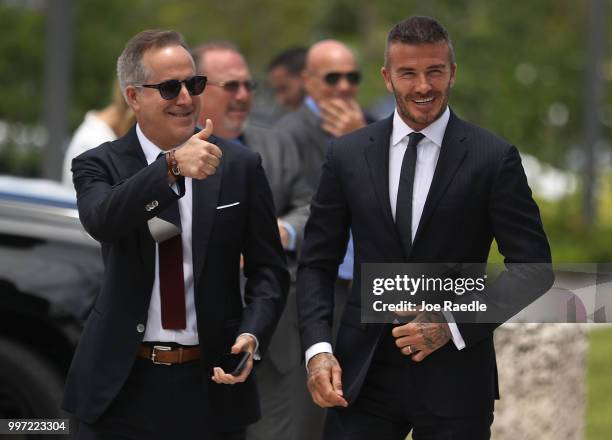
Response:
[157,153,186,329]
[396,132,425,257]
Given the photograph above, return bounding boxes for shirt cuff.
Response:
[442,311,466,350]
[239,332,261,360]
[305,342,333,371]
[278,220,297,251]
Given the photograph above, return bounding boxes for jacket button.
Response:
[136,323,145,333]
[145,200,159,212]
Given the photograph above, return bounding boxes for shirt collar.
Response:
[391,106,450,148]
[136,124,167,165]
[136,123,189,165]
[304,96,320,117]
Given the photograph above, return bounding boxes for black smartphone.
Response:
[215,352,250,376]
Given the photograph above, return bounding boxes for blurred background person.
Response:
[267,47,307,112]
[276,39,375,345]
[277,39,373,191]
[61,79,135,188]
[193,41,317,440]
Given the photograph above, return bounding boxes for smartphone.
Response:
[215,352,250,376]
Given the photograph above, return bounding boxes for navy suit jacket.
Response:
[297,111,553,416]
[63,126,289,428]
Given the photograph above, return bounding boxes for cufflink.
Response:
[145,200,159,212]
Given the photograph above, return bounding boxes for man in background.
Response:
[193,41,316,440]
[276,39,371,191]
[267,47,307,112]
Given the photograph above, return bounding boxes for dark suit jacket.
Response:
[243,124,312,373]
[62,126,289,428]
[297,111,553,417]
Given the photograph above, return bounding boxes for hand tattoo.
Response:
[308,354,337,380]
[413,312,451,350]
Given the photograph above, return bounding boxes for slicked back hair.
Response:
[385,16,455,67]
[116,29,190,102]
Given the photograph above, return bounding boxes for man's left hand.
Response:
[211,334,256,385]
[391,312,451,362]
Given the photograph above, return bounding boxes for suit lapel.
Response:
[192,135,224,289]
[411,111,468,250]
[363,116,403,245]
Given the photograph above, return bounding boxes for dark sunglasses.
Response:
[323,71,361,86]
[139,75,207,100]
[208,79,258,93]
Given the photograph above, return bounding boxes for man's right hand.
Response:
[174,119,222,179]
[319,98,366,137]
[306,353,348,408]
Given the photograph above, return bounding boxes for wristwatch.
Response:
[166,149,181,176]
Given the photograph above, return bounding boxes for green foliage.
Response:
[0,5,44,123]
[2,0,608,159]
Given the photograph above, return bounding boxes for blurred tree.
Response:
[0,0,609,175]
[0,3,44,124]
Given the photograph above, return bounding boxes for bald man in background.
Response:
[276,40,372,191]
[192,41,319,440]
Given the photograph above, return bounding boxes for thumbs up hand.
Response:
[173,119,222,179]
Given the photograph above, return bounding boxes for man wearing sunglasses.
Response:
[193,41,320,440]
[277,39,372,193]
[63,30,289,440]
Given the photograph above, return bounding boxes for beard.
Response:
[222,102,250,135]
[390,79,451,130]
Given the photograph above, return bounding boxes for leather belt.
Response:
[138,344,201,365]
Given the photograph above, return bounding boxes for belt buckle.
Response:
[151,345,172,365]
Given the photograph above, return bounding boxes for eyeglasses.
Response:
[208,79,258,93]
[138,75,207,100]
[323,71,361,86]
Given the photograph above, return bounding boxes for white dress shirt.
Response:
[137,124,199,345]
[305,107,465,368]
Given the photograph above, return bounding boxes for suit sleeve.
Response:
[240,153,290,352]
[276,133,313,252]
[297,142,351,350]
[455,145,553,346]
[72,148,183,243]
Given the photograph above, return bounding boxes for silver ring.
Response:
[407,345,413,354]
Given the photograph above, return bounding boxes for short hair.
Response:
[116,29,190,102]
[385,16,455,66]
[191,40,240,74]
[267,47,307,75]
